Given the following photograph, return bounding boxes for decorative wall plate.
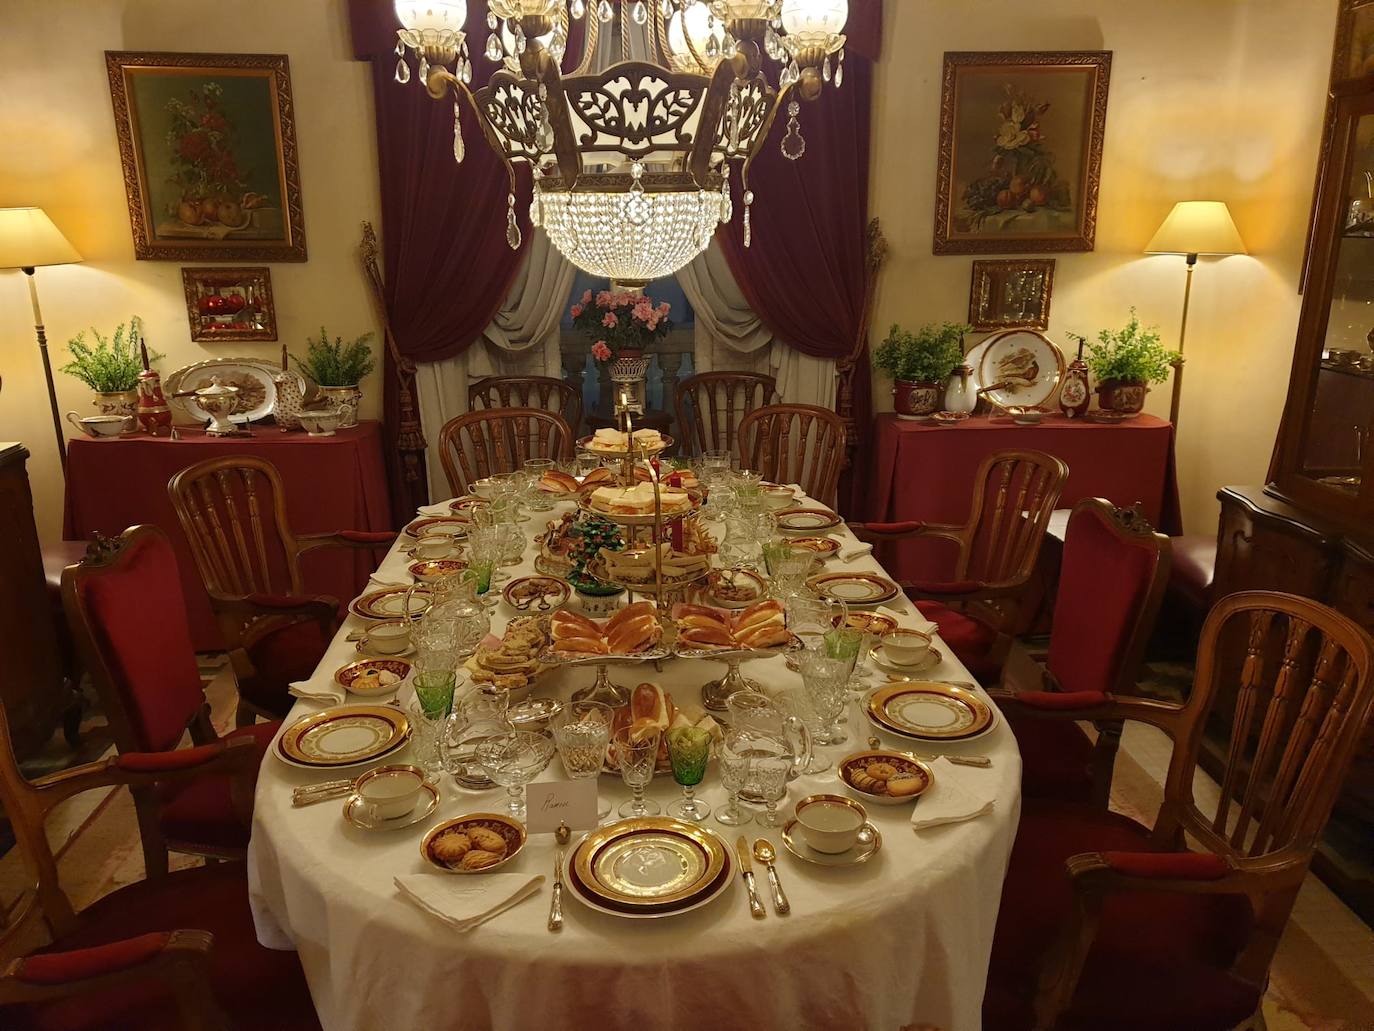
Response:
[975,330,1065,411]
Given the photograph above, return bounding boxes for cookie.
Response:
[431,831,471,865]
[460,849,504,871]
[865,761,899,782]
[849,769,882,793]
[886,776,923,797]
[468,826,508,855]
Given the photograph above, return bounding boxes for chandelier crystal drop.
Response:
[394,0,847,282]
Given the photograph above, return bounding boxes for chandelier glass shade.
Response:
[392,0,848,283]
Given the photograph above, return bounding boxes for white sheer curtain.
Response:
[676,239,838,409]
[415,229,576,498]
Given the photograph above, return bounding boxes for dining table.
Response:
[247,488,1024,1031]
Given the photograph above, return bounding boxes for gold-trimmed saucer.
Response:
[868,644,943,678]
[780,819,882,866]
[342,781,439,831]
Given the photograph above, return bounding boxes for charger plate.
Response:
[572,817,728,909]
[808,572,901,608]
[404,516,470,539]
[775,508,842,534]
[350,585,432,621]
[866,682,997,742]
[565,820,733,919]
[276,705,410,768]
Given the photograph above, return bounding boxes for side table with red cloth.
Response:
[63,422,392,651]
[866,414,1181,584]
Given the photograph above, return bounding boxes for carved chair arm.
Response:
[297,529,398,553]
[849,521,964,544]
[0,930,225,1030]
[987,690,1188,734]
[211,592,340,653]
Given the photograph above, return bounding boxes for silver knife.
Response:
[735,835,766,919]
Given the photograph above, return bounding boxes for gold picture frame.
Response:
[934,51,1112,255]
[969,259,1055,331]
[106,51,306,262]
[181,267,277,342]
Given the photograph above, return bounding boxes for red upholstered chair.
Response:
[0,702,320,1031]
[61,526,278,877]
[850,449,1068,678]
[993,500,1171,806]
[983,591,1374,1031]
[168,455,396,725]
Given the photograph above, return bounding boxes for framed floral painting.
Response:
[106,51,306,261]
[933,51,1112,255]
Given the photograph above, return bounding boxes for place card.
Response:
[525,779,599,834]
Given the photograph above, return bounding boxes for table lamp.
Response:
[1145,200,1247,428]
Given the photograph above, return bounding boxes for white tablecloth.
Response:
[248,495,1022,1031]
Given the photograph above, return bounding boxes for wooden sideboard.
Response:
[1215,485,1374,923]
[0,444,69,759]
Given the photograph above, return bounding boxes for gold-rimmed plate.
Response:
[565,823,734,919]
[775,508,843,534]
[789,536,842,559]
[407,558,469,584]
[868,644,943,678]
[449,496,490,514]
[334,657,412,696]
[275,705,411,769]
[866,681,997,742]
[403,515,470,539]
[577,433,674,457]
[350,585,432,621]
[572,817,727,909]
[808,572,901,608]
[502,575,570,612]
[421,813,527,873]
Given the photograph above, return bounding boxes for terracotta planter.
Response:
[892,379,942,418]
[92,389,138,419]
[318,384,361,428]
[1095,379,1149,415]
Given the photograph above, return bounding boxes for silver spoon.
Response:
[548,823,570,932]
[752,839,790,915]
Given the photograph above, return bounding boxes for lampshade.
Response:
[394,0,468,33]
[780,0,849,43]
[0,208,82,269]
[1145,201,1247,257]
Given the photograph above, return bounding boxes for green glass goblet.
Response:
[665,726,712,822]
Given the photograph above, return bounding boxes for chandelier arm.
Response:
[738,79,795,182]
[437,67,525,194]
[687,58,742,186]
[572,4,601,75]
[526,47,583,183]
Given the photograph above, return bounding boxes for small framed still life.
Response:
[106,51,306,262]
[934,51,1112,254]
[968,258,1056,331]
[181,266,277,342]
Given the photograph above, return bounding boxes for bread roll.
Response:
[733,598,785,633]
[680,625,734,648]
[677,603,728,621]
[556,636,609,655]
[551,611,601,639]
[608,615,660,655]
[606,601,656,635]
[679,613,731,632]
[736,624,789,650]
[539,469,579,493]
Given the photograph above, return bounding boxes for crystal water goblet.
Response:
[405,698,449,779]
[714,729,753,827]
[798,649,850,746]
[476,730,554,821]
[523,458,557,512]
[749,752,791,826]
[613,727,662,818]
[665,726,712,821]
[553,700,613,820]
[823,626,864,689]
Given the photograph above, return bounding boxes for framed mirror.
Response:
[968,258,1055,331]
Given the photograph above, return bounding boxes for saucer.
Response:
[780,819,882,867]
[356,640,416,659]
[342,781,440,831]
[868,644,942,677]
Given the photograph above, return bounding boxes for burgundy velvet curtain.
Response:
[349,3,584,518]
[718,0,882,517]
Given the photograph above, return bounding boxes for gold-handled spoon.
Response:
[752,839,790,916]
[548,822,570,932]
[867,735,992,768]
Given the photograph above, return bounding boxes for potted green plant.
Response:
[1085,309,1176,415]
[873,322,971,418]
[60,315,163,419]
[291,328,376,429]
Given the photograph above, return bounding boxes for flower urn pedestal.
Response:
[319,384,361,429]
[609,352,650,414]
[1095,379,1149,416]
[893,380,942,420]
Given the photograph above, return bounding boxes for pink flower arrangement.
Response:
[570,287,672,362]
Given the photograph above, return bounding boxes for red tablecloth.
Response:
[866,413,1181,584]
[63,422,392,651]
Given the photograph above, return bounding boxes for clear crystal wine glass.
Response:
[613,727,662,818]
[751,753,791,827]
[714,729,753,827]
[553,700,613,819]
[476,730,554,821]
[666,726,712,821]
[524,458,556,512]
[798,649,850,745]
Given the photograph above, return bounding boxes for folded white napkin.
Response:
[910,758,996,830]
[417,500,457,517]
[875,604,938,636]
[839,541,873,562]
[394,872,543,932]
[288,677,345,707]
[785,483,805,497]
[368,572,411,588]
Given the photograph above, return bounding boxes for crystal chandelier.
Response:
[394,0,848,285]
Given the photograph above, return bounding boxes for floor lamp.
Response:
[0,208,83,474]
[1145,201,1247,429]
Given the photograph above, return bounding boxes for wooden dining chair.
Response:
[850,449,1069,678]
[469,375,583,440]
[992,500,1172,807]
[674,371,777,457]
[437,407,573,497]
[61,525,279,876]
[983,591,1374,1031]
[0,701,320,1031]
[168,456,396,725]
[735,403,846,508]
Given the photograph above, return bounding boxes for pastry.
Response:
[886,776,923,797]
[538,469,579,494]
[459,849,504,871]
[865,762,899,782]
[430,831,471,865]
[467,826,509,855]
[849,770,881,793]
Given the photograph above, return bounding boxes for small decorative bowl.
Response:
[334,657,413,695]
[298,410,341,436]
[421,813,527,874]
[575,585,627,618]
[408,558,469,584]
[837,750,933,806]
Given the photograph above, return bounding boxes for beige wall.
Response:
[0,0,382,544]
[871,0,1335,533]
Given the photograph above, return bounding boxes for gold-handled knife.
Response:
[735,835,766,919]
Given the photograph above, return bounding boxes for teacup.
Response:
[66,413,128,438]
[298,410,340,437]
[412,534,457,560]
[880,628,933,667]
[795,794,867,854]
[761,484,798,511]
[354,764,426,821]
[471,478,496,499]
[360,621,412,655]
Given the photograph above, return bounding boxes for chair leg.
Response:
[1088,722,1123,810]
[234,699,259,728]
[131,787,170,881]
